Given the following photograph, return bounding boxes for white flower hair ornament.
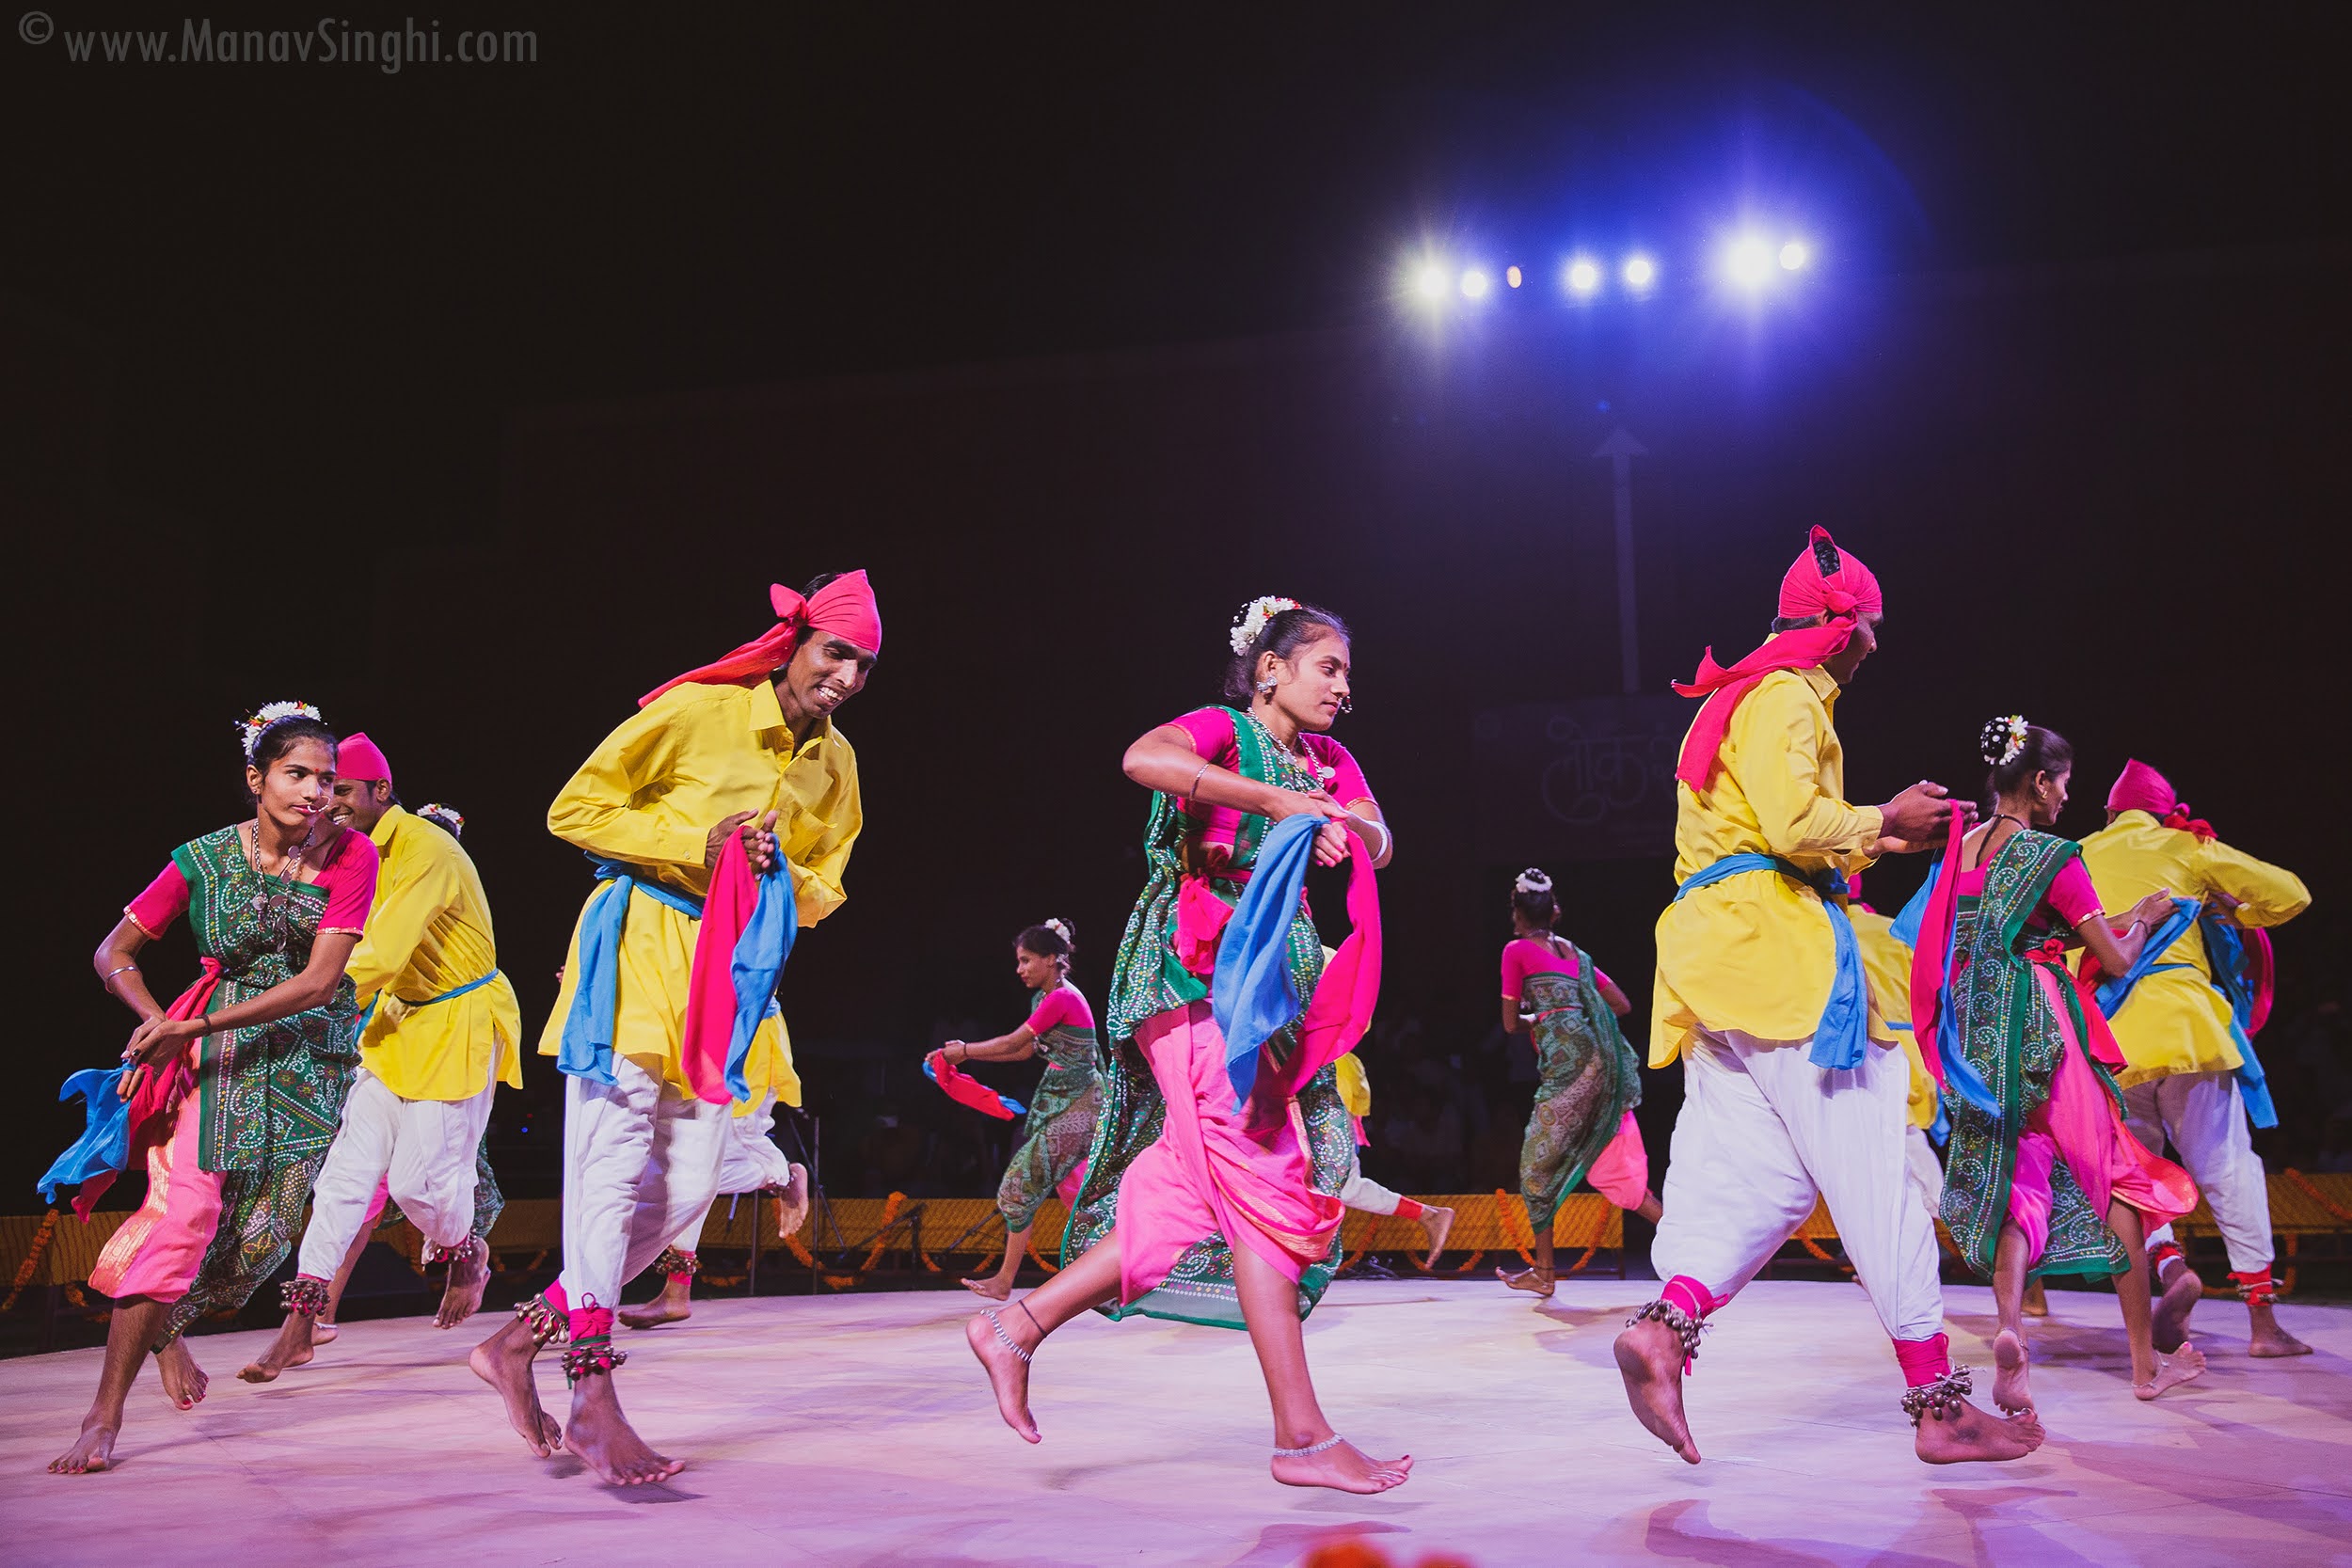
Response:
[1514,867,1554,895]
[238,700,325,762]
[1229,595,1301,656]
[1994,714,2029,768]
[418,802,467,838]
[1043,917,1073,945]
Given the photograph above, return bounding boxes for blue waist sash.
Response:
[559,858,706,1086]
[358,968,505,1036]
[1676,852,1868,1072]
[2098,896,2275,1129]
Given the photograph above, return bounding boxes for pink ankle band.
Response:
[544,1280,569,1314]
[1894,1333,1951,1387]
[668,1272,693,1286]
[568,1305,615,1340]
[2150,1240,2185,1269]
[1661,1275,1722,1322]
[1393,1197,1425,1221]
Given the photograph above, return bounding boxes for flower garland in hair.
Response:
[1514,867,1553,896]
[238,699,324,762]
[1229,594,1300,656]
[418,802,466,838]
[1993,714,2028,768]
[1042,917,1073,945]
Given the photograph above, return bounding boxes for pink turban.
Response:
[338,732,393,785]
[640,571,882,708]
[1675,528,1882,790]
[2107,758,2214,840]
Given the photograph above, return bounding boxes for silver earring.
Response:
[1337,695,1354,716]
[1257,679,1277,697]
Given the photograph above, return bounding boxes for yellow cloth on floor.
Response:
[345,804,522,1101]
[1650,666,1888,1067]
[2077,810,2310,1086]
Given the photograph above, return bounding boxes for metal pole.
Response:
[1593,425,1650,694]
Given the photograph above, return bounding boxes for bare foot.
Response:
[1419,1206,1455,1269]
[155,1340,208,1410]
[1613,1317,1700,1465]
[48,1418,119,1475]
[2021,1278,2049,1319]
[619,1279,692,1331]
[959,1275,1013,1301]
[2152,1263,2201,1354]
[1496,1265,1555,1298]
[469,1318,562,1458]
[238,1316,317,1383]
[311,1321,340,1347]
[965,1309,1040,1443]
[1992,1329,2032,1415]
[1915,1399,2045,1464]
[1270,1438,1412,1494]
[772,1164,810,1239]
[2136,1343,2207,1400]
[436,1237,491,1328]
[564,1378,683,1486]
[2249,1304,2313,1358]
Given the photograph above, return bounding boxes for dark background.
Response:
[7,4,2348,1208]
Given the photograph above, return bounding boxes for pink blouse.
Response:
[1025,981,1097,1035]
[1501,936,1613,1001]
[1166,708,1375,852]
[1952,855,2103,927]
[124,827,380,942]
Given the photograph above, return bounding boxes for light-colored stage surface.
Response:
[2,1278,2346,1567]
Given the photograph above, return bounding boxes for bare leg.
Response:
[2112,1203,2204,1399]
[619,1272,693,1330]
[1613,1313,1699,1464]
[1991,1224,2033,1415]
[2021,1276,2049,1318]
[469,1312,562,1458]
[239,1312,317,1383]
[2151,1254,2202,1353]
[1416,1203,1454,1267]
[1635,1190,1664,1226]
[961,1224,1028,1301]
[437,1236,492,1328]
[1230,1240,1410,1493]
[1498,1230,1555,1296]
[563,1370,683,1486]
[314,1225,373,1345]
[2248,1298,2312,1358]
[964,1232,1122,1442]
[153,1337,208,1411]
[51,1298,168,1474]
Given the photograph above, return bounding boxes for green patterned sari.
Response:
[158,825,364,1344]
[1064,708,1355,1328]
[1937,828,2129,1280]
[1515,944,1643,1228]
[995,989,1104,1232]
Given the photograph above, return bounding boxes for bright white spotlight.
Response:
[1505,264,1523,289]
[1622,253,1656,290]
[1565,257,1601,295]
[1411,261,1449,301]
[1725,236,1774,288]
[1460,267,1492,299]
[1779,239,1810,271]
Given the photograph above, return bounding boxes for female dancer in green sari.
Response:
[942,919,1105,1301]
[1918,719,2202,1417]
[51,705,377,1474]
[962,597,1406,1494]
[1493,869,1660,1298]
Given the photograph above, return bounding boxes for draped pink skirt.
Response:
[1114,1001,1344,1304]
[2009,965,2199,1267]
[87,1086,222,1304]
[1585,1110,1651,1212]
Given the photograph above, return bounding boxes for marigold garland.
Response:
[4,1208,62,1313]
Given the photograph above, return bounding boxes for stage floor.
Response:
[2,1278,2347,1567]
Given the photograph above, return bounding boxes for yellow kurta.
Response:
[344,804,524,1101]
[1650,666,1889,1067]
[1850,905,1939,1132]
[2076,810,2311,1086]
[536,678,859,1101]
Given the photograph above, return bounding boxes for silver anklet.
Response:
[985,1308,1033,1365]
[1273,1433,1346,1458]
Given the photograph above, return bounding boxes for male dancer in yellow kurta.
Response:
[1615,528,2042,1469]
[239,735,523,1383]
[2079,758,2312,1356]
[470,572,877,1487]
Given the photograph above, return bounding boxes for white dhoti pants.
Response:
[556,1053,728,1311]
[1339,1151,1406,1216]
[2125,1070,2272,1273]
[296,1067,498,1275]
[1903,1125,1946,1221]
[1653,1029,1943,1342]
[655,1091,800,1261]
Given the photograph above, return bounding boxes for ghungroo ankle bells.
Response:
[654,1246,700,1278]
[281,1276,331,1317]
[561,1337,627,1384]
[514,1292,568,1348]
[1628,1298,1708,1367]
[1900,1366,1976,1427]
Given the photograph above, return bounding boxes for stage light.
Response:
[1505,265,1523,289]
[1779,239,1810,271]
[1410,261,1449,302]
[1565,257,1601,296]
[1725,236,1773,288]
[1622,253,1656,291]
[1460,267,1492,299]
